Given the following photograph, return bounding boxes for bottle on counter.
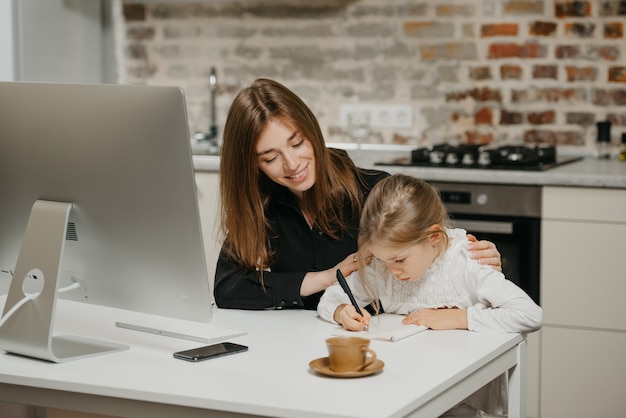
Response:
[620,133,626,161]
[596,121,612,159]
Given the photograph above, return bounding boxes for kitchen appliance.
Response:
[427,181,541,304]
[380,143,582,171]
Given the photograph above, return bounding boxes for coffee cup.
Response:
[325,336,377,372]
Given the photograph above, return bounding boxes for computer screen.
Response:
[0,81,212,361]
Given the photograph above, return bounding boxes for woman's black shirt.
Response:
[214,167,389,310]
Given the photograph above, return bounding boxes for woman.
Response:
[214,78,501,310]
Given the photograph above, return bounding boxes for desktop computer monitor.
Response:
[0,81,212,361]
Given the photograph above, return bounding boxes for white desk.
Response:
[0,299,526,418]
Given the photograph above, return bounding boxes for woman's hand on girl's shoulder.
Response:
[467,234,502,272]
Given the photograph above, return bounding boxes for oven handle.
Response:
[450,219,514,235]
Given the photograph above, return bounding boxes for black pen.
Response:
[336,269,368,331]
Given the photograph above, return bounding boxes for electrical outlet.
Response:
[340,104,413,129]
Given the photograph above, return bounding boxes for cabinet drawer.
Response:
[541,327,626,418]
[541,221,626,330]
[542,186,626,223]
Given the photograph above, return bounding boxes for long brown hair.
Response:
[219,78,363,271]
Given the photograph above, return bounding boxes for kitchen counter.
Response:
[376,157,626,189]
[193,154,220,172]
[192,148,626,189]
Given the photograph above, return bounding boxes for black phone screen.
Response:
[173,342,248,362]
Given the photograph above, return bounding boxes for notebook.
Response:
[332,313,427,342]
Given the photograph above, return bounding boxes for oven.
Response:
[428,181,541,305]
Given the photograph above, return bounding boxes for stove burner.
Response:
[407,143,564,170]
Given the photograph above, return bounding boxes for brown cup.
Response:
[325,337,377,373]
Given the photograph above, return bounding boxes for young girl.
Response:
[317,174,542,418]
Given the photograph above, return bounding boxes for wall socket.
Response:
[339,104,413,129]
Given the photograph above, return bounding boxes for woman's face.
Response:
[255,117,316,199]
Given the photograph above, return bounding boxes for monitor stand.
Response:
[0,200,128,363]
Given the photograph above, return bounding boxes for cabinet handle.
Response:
[450,219,514,235]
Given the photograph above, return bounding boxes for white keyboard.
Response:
[116,315,246,344]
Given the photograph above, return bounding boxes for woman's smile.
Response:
[286,164,309,182]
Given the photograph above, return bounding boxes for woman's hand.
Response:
[336,252,360,279]
[402,308,468,330]
[334,304,371,331]
[467,234,502,272]
[299,252,359,297]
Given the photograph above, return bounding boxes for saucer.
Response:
[309,357,384,378]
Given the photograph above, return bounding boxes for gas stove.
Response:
[377,143,582,171]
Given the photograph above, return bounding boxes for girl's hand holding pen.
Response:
[333,304,371,332]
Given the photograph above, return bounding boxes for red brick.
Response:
[481,24,518,37]
[566,66,598,82]
[501,64,523,79]
[555,1,591,18]
[469,66,492,80]
[523,129,584,146]
[529,21,558,36]
[566,112,596,126]
[123,4,146,21]
[488,42,547,58]
[127,27,155,41]
[419,43,478,60]
[555,45,581,59]
[464,131,494,145]
[593,89,626,106]
[604,22,624,38]
[528,110,556,124]
[500,110,524,124]
[597,46,620,61]
[475,107,492,124]
[609,67,626,82]
[607,113,626,126]
[564,22,596,37]
[524,129,556,144]
[533,65,558,79]
[436,4,475,16]
[504,1,544,14]
[512,88,587,103]
[445,87,502,102]
[488,43,520,58]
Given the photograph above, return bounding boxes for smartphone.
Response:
[173,342,248,362]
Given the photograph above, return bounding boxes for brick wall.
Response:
[114,0,626,155]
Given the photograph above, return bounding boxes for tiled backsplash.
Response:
[114,0,626,155]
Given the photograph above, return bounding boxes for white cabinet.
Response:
[1,0,111,83]
[540,186,626,418]
[195,171,221,302]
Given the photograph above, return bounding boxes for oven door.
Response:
[449,214,540,305]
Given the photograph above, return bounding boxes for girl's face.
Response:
[369,240,438,282]
[255,117,316,199]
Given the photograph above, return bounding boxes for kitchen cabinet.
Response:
[195,171,221,302]
[1,0,113,83]
[540,186,626,418]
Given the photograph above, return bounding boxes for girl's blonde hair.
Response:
[357,175,450,308]
[219,78,363,272]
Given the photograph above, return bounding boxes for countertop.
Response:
[192,146,626,189]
